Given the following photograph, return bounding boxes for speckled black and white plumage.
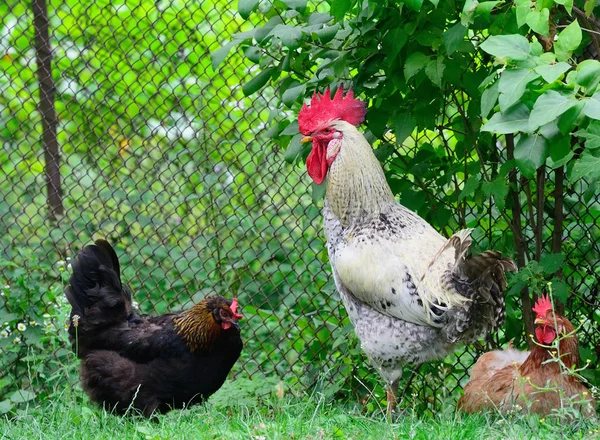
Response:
[318,121,516,395]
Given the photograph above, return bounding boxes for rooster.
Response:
[297,87,516,413]
[65,239,243,417]
[458,294,596,416]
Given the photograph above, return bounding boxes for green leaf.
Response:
[550,281,569,304]
[584,0,595,16]
[210,41,238,70]
[10,389,36,404]
[482,104,531,134]
[284,135,305,163]
[330,0,352,21]
[583,92,600,119]
[480,35,530,61]
[481,80,499,118]
[482,177,508,209]
[395,113,416,145]
[514,133,549,177]
[269,25,303,48]
[570,152,600,181]
[0,400,13,414]
[461,0,478,25]
[575,59,600,89]
[242,67,275,96]
[283,0,308,11]
[539,253,564,274]
[443,23,467,55]
[238,0,259,19]
[425,57,445,87]
[574,121,600,149]
[525,9,550,36]
[312,181,326,202]
[475,1,501,21]
[534,62,571,83]
[549,136,571,163]
[404,52,429,80]
[402,0,425,11]
[383,28,408,62]
[459,174,481,200]
[555,20,582,61]
[282,83,306,107]
[528,91,578,130]
[498,68,539,111]
[557,100,584,134]
[554,0,573,14]
[516,0,532,28]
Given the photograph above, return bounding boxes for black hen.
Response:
[65,239,243,417]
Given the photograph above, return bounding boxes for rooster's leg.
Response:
[386,379,399,417]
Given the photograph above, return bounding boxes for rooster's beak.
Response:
[301,136,313,144]
[534,318,545,325]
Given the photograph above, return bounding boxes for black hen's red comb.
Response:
[298,86,366,135]
[230,298,243,320]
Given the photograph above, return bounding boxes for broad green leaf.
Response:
[282,83,306,107]
[383,28,408,62]
[459,174,481,200]
[475,1,501,21]
[574,120,600,149]
[498,68,539,111]
[425,57,445,87]
[403,0,425,11]
[0,400,12,414]
[210,41,238,70]
[283,0,308,11]
[482,104,531,134]
[583,92,600,119]
[570,152,600,181]
[525,9,550,36]
[242,67,275,96]
[534,62,571,83]
[554,0,573,14]
[539,253,564,274]
[480,35,530,61]
[10,389,36,404]
[555,20,582,61]
[481,80,499,118]
[284,135,305,163]
[461,0,478,25]
[404,52,429,80]
[255,16,283,43]
[269,25,303,48]
[238,0,259,19]
[558,100,585,134]
[528,91,578,130]
[330,0,352,21]
[576,59,600,89]
[514,133,549,177]
[549,136,571,163]
[516,0,532,27]
[395,113,416,145]
[443,23,467,55]
[550,281,569,304]
[482,177,508,209]
[584,0,595,16]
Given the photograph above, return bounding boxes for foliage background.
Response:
[0,0,598,416]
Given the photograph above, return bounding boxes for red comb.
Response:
[532,294,553,317]
[298,86,367,135]
[230,298,243,320]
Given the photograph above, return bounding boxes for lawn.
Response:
[1,386,598,440]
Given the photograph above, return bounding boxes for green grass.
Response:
[1,388,598,440]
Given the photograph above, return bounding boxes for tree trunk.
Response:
[32,0,62,220]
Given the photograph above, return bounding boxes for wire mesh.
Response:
[0,0,598,414]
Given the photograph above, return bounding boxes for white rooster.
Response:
[297,87,516,413]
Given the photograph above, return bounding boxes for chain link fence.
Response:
[0,0,598,414]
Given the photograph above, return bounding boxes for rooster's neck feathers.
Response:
[173,301,223,352]
[326,121,395,226]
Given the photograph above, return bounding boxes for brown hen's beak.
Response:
[301,136,313,143]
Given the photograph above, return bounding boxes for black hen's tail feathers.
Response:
[65,240,133,345]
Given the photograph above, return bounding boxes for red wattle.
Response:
[306,141,328,184]
[536,326,556,345]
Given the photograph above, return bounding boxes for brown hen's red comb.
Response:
[230,298,243,320]
[532,294,553,317]
[298,86,366,135]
